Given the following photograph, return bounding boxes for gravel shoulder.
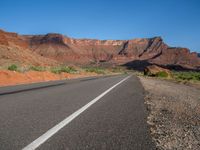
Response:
[139,76,200,150]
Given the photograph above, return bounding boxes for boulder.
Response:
[144,65,171,78]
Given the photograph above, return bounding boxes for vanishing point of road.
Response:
[0,75,155,150]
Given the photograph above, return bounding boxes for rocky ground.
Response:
[139,77,200,150]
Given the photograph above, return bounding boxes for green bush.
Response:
[8,64,18,71]
[155,71,169,78]
[51,66,77,74]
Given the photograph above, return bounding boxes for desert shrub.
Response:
[8,64,18,71]
[51,68,60,74]
[111,67,123,73]
[144,71,153,76]
[173,71,200,81]
[84,67,105,74]
[110,67,129,74]
[51,66,77,74]
[30,66,45,71]
[155,71,169,78]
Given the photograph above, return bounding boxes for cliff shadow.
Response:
[122,60,152,71]
[122,60,200,72]
[163,64,200,72]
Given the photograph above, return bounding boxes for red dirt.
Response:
[0,70,97,87]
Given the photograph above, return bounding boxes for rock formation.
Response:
[0,29,199,70]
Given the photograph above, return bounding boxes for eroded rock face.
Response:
[0,30,28,48]
[0,30,58,66]
[0,29,200,70]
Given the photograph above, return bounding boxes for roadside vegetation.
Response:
[172,71,200,82]
[50,66,77,74]
[110,67,128,74]
[7,65,47,72]
[8,64,18,71]
[29,66,46,72]
[4,64,127,75]
[155,71,169,78]
[5,64,200,82]
[83,66,129,75]
[143,69,200,83]
[145,71,169,78]
[83,67,106,74]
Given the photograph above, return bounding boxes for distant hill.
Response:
[0,29,200,70]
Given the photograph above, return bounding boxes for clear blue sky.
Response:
[0,0,200,52]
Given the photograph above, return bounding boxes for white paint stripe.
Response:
[22,75,131,150]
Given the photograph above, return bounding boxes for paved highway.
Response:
[0,75,155,150]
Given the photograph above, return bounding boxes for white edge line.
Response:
[22,75,131,150]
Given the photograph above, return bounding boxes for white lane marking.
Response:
[22,75,131,150]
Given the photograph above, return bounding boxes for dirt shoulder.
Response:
[0,70,98,87]
[139,76,200,150]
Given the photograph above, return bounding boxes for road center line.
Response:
[22,75,131,150]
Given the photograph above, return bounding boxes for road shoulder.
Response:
[139,76,200,150]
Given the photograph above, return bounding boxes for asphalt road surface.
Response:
[0,75,155,150]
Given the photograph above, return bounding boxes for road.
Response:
[0,75,155,150]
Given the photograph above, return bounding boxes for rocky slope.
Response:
[0,30,58,66]
[0,29,200,70]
